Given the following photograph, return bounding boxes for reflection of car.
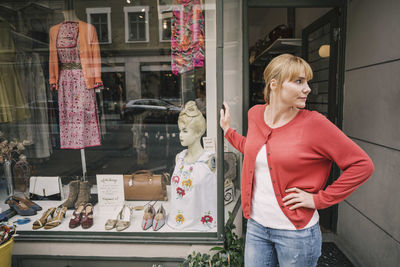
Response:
[121,98,181,124]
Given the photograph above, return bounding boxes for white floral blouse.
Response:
[167,149,217,231]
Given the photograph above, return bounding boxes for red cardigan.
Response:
[225,104,374,229]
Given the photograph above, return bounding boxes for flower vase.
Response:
[4,160,14,196]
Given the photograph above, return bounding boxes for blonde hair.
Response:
[178,101,206,136]
[263,54,313,104]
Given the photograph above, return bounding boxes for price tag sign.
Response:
[203,137,215,152]
[96,174,125,207]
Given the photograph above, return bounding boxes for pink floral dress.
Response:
[56,22,101,149]
[167,149,217,231]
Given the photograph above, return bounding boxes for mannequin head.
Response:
[178,101,206,147]
[64,0,74,10]
[63,0,78,21]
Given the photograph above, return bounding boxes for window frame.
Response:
[86,7,112,44]
[124,6,150,43]
[158,5,174,42]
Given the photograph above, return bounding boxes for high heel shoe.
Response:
[12,196,42,211]
[44,206,67,229]
[105,211,118,230]
[6,197,36,216]
[141,204,155,230]
[32,207,56,230]
[81,203,94,229]
[115,205,132,232]
[153,205,166,231]
[69,203,85,229]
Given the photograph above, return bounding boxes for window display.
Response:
[0,0,229,240]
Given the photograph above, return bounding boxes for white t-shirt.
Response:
[250,145,319,230]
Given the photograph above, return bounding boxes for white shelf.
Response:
[8,186,241,234]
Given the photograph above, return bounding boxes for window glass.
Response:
[128,12,146,41]
[0,0,221,237]
[91,13,108,43]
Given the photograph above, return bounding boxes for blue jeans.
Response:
[245,218,322,267]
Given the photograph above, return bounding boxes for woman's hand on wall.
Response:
[220,101,231,132]
[283,188,316,210]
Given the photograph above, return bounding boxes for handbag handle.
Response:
[131,170,154,183]
[132,170,153,176]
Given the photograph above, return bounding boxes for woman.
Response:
[220,54,374,267]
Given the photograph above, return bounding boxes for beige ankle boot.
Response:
[62,180,80,209]
[75,181,91,208]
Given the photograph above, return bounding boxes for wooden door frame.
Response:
[242,0,347,232]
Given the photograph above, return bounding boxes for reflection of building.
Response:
[73,0,201,111]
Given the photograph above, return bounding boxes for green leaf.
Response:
[210,246,224,251]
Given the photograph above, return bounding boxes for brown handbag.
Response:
[123,170,168,201]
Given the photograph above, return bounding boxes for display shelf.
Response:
[252,38,302,65]
[7,186,240,237]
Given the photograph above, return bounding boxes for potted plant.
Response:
[182,211,244,267]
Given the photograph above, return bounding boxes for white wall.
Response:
[224,0,243,136]
[339,0,400,266]
[205,0,217,139]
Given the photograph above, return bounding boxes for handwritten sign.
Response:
[96,174,125,206]
[203,137,215,152]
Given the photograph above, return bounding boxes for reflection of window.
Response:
[140,63,180,100]
[158,5,173,42]
[86,7,112,44]
[124,6,149,43]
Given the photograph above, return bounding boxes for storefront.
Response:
[5,0,385,266]
[0,0,243,265]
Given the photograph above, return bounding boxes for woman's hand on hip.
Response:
[283,188,316,210]
[220,101,231,132]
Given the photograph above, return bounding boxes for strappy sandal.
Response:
[105,218,117,230]
[32,207,56,230]
[69,203,85,229]
[115,205,132,232]
[44,206,67,229]
[81,203,94,229]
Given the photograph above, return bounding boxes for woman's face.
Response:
[179,125,199,147]
[278,69,311,109]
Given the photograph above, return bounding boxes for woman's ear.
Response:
[270,79,277,91]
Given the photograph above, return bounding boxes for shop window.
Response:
[124,6,149,43]
[0,0,238,244]
[86,7,112,44]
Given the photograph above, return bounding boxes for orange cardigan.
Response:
[49,20,102,90]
